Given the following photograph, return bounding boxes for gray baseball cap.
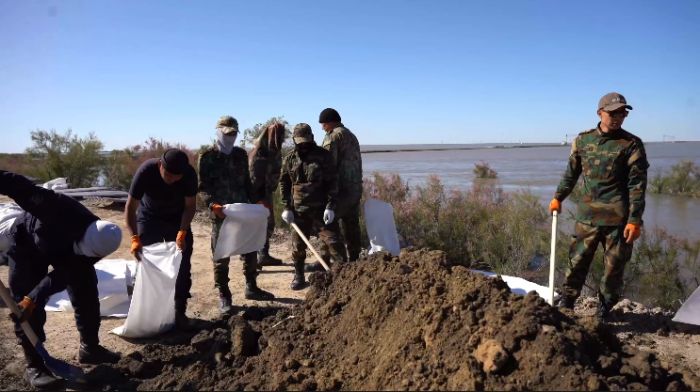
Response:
[293,123,314,144]
[598,92,633,111]
[216,115,239,135]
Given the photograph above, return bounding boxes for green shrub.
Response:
[363,172,550,276]
[25,129,104,187]
[649,160,700,197]
[0,153,36,178]
[473,161,498,179]
[103,137,197,191]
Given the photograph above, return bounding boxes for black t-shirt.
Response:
[129,158,198,224]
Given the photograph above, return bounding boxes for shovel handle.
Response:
[290,222,331,272]
[548,211,558,305]
[0,278,41,346]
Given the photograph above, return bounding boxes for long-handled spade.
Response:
[0,278,86,383]
[548,210,558,305]
[289,222,331,272]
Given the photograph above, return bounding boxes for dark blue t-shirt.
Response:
[129,158,198,224]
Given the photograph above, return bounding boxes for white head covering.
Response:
[216,129,237,155]
[74,220,122,258]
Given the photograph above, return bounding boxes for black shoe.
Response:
[78,343,120,364]
[175,311,195,331]
[597,301,612,321]
[219,295,233,317]
[258,254,284,267]
[556,296,575,310]
[290,273,308,290]
[24,366,64,390]
[244,283,275,301]
[304,262,325,272]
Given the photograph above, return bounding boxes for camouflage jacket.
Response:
[554,124,649,226]
[321,124,363,199]
[279,145,338,214]
[197,146,254,210]
[249,139,282,202]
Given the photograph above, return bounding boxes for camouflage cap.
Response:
[293,123,314,144]
[216,115,239,135]
[598,92,633,112]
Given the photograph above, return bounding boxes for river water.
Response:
[362,141,700,241]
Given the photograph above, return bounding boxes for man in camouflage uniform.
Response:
[318,108,363,266]
[249,122,286,268]
[550,92,648,319]
[279,123,347,290]
[198,115,274,316]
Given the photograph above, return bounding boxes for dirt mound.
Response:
[92,249,689,390]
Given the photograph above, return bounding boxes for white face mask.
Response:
[216,129,237,154]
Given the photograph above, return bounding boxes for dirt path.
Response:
[1,202,699,389]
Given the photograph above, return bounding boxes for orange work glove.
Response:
[17,296,36,323]
[623,223,641,244]
[548,198,561,214]
[130,234,142,261]
[176,230,187,250]
[211,203,225,219]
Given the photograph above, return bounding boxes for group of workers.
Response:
[1,92,648,389]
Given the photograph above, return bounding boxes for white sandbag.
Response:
[111,242,181,338]
[213,203,269,260]
[673,285,700,326]
[41,177,68,190]
[0,203,23,253]
[46,258,136,317]
[471,270,558,301]
[363,198,401,256]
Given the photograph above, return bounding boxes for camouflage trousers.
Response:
[292,210,347,265]
[211,219,258,298]
[562,222,633,306]
[320,195,361,262]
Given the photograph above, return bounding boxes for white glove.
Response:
[281,209,295,225]
[323,209,335,225]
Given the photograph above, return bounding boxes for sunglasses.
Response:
[606,110,628,118]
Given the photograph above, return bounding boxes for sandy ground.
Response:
[0,202,307,388]
[1,201,699,389]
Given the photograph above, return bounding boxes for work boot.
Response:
[22,343,65,389]
[597,294,613,321]
[219,295,233,317]
[78,343,120,364]
[290,260,308,290]
[258,251,284,267]
[175,301,195,331]
[244,281,275,301]
[24,366,64,390]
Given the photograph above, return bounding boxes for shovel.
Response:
[0,278,86,382]
[289,222,331,272]
[547,210,558,305]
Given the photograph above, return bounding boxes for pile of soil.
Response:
[89,248,689,390]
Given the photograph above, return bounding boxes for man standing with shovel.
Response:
[279,123,347,290]
[0,170,122,389]
[549,92,649,320]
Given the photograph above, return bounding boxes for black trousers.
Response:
[10,256,100,346]
[137,218,193,308]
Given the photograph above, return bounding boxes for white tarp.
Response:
[46,259,136,317]
[111,242,181,338]
[673,285,700,326]
[471,270,558,301]
[41,177,69,191]
[213,203,269,260]
[363,198,401,256]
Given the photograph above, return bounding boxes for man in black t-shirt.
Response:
[124,149,197,330]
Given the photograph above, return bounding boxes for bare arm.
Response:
[125,195,140,236]
[180,196,196,231]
